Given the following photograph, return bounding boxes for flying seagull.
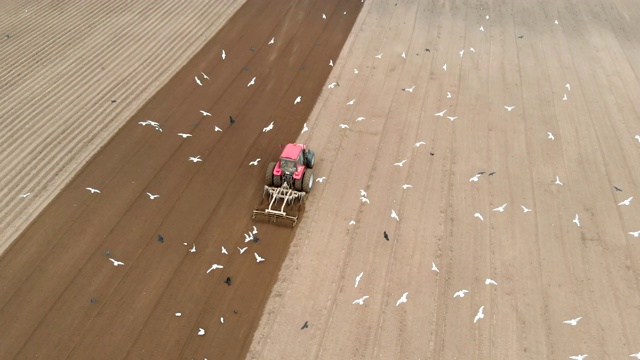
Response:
[563,94,568,101]
[355,272,364,287]
[469,174,481,182]
[459,49,464,57]
[548,132,555,140]
[402,184,413,189]
[474,306,485,323]
[401,51,406,59]
[628,230,640,237]
[492,203,507,212]
[109,258,124,266]
[255,252,265,262]
[86,187,101,193]
[339,124,349,129]
[391,209,399,221]
[374,53,383,58]
[346,99,356,105]
[247,76,256,87]
[555,176,563,185]
[474,213,484,221]
[630,352,640,359]
[189,156,202,163]
[521,205,532,213]
[353,68,359,74]
[301,123,309,134]
[189,244,196,253]
[396,292,408,306]
[200,110,211,116]
[431,262,439,272]
[237,246,248,254]
[214,126,222,132]
[415,141,426,147]
[198,328,205,336]
[563,317,582,326]
[355,117,365,122]
[353,296,369,305]
[195,76,202,86]
[447,92,452,98]
[360,196,370,204]
[19,193,31,198]
[249,158,261,166]
[294,96,302,105]
[447,116,458,121]
[573,214,580,227]
[618,196,633,206]
[402,85,415,92]
[221,49,226,60]
[566,83,571,91]
[485,278,498,285]
[443,63,447,71]
[394,160,407,166]
[329,59,334,66]
[207,264,223,273]
[504,105,515,111]
[453,289,469,298]
[177,133,192,138]
[434,109,447,116]
[146,192,160,200]
[268,36,275,45]
[316,177,326,182]
[263,121,274,132]
[568,356,587,360]
[201,72,209,80]
[479,26,484,31]
[360,189,367,197]
[328,82,338,88]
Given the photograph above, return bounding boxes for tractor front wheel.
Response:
[302,169,314,192]
[273,174,282,187]
[305,150,315,169]
[265,162,276,186]
[294,177,303,191]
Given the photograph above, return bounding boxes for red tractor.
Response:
[253,143,315,226]
[265,143,315,192]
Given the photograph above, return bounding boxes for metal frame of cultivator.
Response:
[252,182,306,226]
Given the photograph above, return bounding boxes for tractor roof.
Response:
[281,143,303,160]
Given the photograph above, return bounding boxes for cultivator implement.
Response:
[252,183,306,226]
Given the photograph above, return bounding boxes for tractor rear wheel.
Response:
[302,169,314,192]
[305,150,315,169]
[294,177,303,191]
[273,174,282,187]
[265,162,276,186]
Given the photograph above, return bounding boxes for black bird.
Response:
[229,116,236,125]
[90,297,97,304]
[477,171,485,175]
[225,277,232,286]
[614,186,622,192]
[429,152,435,156]
[233,310,238,314]
[252,235,260,243]
[383,231,389,241]
[301,321,309,330]
[157,234,164,243]
[425,48,430,52]
[488,172,496,176]
[517,35,524,39]
[111,99,117,103]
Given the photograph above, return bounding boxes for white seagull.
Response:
[447,92,452,98]
[402,85,415,92]
[207,264,223,273]
[221,49,226,60]
[569,355,587,360]
[200,110,211,116]
[474,213,484,221]
[573,214,580,227]
[360,197,370,204]
[221,246,228,255]
[394,160,407,166]
[353,68,359,74]
[566,83,571,91]
[255,252,265,262]
[249,158,261,166]
[548,132,555,140]
[177,133,192,138]
[360,189,367,197]
[346,99,356,105]
[268,36,275,45]
[555,176,563,185]
[349,220,356,225]
[146,192,160,200]
[355,117,365,122]
[396,292,408,306]
[19,193,31,198]
[237,246,248,254]
[189,156,202,163]
[201,72,209,80]
[521,205,532,213]
[563,94,568,101]
[198,328,205,336]
[415,141,426,147]
[301,123,309,134]
[470,47,476,52]
[504,105,515,111]
[434,109,447,116]
[469,174,481,182]
[391,209,399,221]
[353,296,369,305]
[431,262,439,272]
[618,196,633,206]
[322,13,326,19]
[447,116,458,121]
[628,230,640,237]
[220,317,224,324]
[459,49,464,57]
[189,244,196,253]
[355,272,364,287]
[247,76,256,87]
[195,76,202,86]
[214,126,222,132]
[328,82,338,88]
[563,317,582,326]
[401,51,406,59]
[374,53,383,58]
[294,96,302,105]
[316,177,326,182]
[109,258,124,266]
[86,187,101,194]
[629,352,640,359]
[453,289,469,298]
[636,135,640,142]
[492,203,507,212]
[474,306,485,323]
[443,63,447,71]
[485,278,498,285]
[479,25,485,31]
[252,225,258,234]
[339,124,349,129]
[263,121,274,132]
[402,184,413,189]
[329,59,334,66]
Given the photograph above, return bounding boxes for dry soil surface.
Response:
[248,0,640,359]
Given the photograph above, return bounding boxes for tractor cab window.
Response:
[280,158,296,174]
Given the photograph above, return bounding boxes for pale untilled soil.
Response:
[248,0,640,359]
[0,0,245,254]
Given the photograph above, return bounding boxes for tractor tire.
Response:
[302,169,314,192]
[265,162,276,186]
[305,150,315,169]
[294,177,303,191]
[273,174,282,187]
